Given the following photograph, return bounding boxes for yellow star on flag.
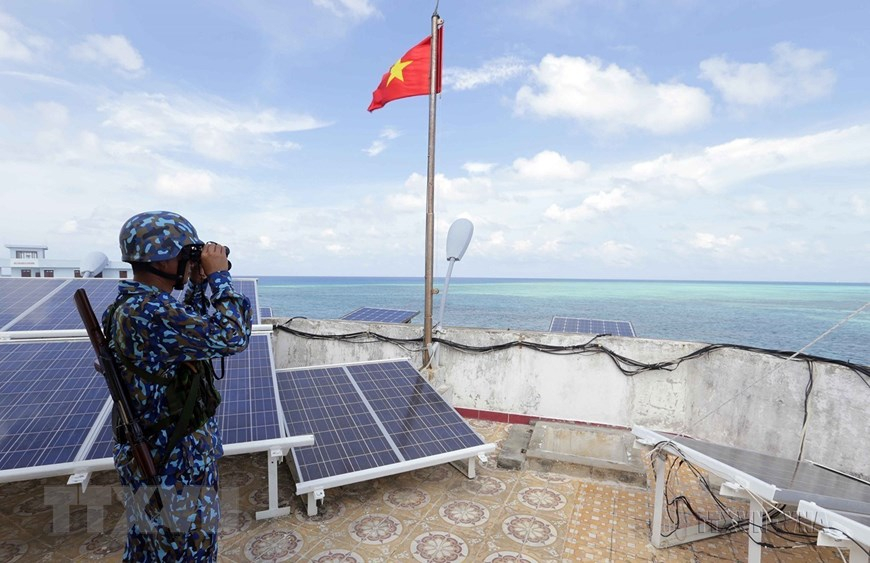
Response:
[386,58,413,86]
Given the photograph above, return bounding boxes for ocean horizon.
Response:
[254,276,869,366]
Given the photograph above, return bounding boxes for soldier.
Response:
[103,211,252,561]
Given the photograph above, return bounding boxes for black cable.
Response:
[274,322,869,453]
[273,323,870,380]
[654,442,828,550]
[797,360,814,460]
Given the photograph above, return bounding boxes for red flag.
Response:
[368,30,443,112]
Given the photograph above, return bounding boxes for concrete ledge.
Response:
[526,421,648,487]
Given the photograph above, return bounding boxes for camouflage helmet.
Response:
[119,211,202,263]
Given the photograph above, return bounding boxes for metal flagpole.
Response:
[422,10,441,368]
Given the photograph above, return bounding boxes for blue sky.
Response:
[1,1,868,281]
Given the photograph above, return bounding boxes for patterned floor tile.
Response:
[0,425,853,563]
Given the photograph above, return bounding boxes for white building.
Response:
[0,245,130,278]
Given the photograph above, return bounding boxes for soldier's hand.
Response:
[200,242,229,276]
[188,261,207,284]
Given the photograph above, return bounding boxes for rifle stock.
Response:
[74,288,158,482]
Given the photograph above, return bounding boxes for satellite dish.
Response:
[80,251,109,278]
[446,218,473,261]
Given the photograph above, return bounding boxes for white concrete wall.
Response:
[271,318,870,479]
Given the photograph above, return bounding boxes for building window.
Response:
[43,270,54,278]
[74,269,82,278]
[16,251,38,259]
[119,270,128,279]
[35,272,41,277]
[21,269,31,277]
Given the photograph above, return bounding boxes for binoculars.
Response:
[181,243,232,271]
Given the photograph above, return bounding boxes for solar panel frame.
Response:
[798,500,870,548]
[549,316,636,337]
[340,307,419,323]
[276,358,494,495]
[85,410,116,461]
[633,427,870,516]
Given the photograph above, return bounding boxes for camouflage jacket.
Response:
[103,271,252,469]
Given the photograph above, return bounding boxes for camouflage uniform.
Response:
[105,212,252,562]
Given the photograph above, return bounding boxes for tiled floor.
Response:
[0,420,848,562]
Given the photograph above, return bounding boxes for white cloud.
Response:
[513,240,533,253]
[444,56,529,91]
[627,125,870,193]
[364,127,401,157]
[690,232,742,251]
[154,170,214,198]
[852,195,867,216]
[0,70,74,87]
[0,11,49,62]
[59,219,78,234]
[463,162,495,175]
[544,188,631,222]
[313,0,378,20]
[513,150,590,180]
[515,54,711,134]
[258,235,274,249]
[400,172,493,204]
[100,92,326,162]
[34,101,69,128]
[364,140,386,157]
[742,197,769,214]
[785,197,803,212]
[582,240,639,267]
[699,42,835,107]
[70,34,144,76]
[386,192,423,212]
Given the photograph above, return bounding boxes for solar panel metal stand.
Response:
[277,359,495,517]
[814,531,868,563]
[258,445,294,520]
[638,428,774,563]
[798,501,870,563]
[647,454,742,549]
[634,425,870,563]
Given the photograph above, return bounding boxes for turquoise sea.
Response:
[255,277,870,366]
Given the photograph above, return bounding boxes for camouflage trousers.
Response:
[115,449,221,562]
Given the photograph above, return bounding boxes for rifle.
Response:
[74,288,158,483]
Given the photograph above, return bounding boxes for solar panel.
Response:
[634,428,870,516]
[2,277,260,332]
[549,316,636,337]
[85,415,115,461]
[214,334,283,444]
[259,306,273,318]
[0,340,109,471]
[85,334,283,459]
[280,366,400,482]
[276,359,494,494]
[0,278,67,330]
[4,278,120,331]
[340,307,419,323]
